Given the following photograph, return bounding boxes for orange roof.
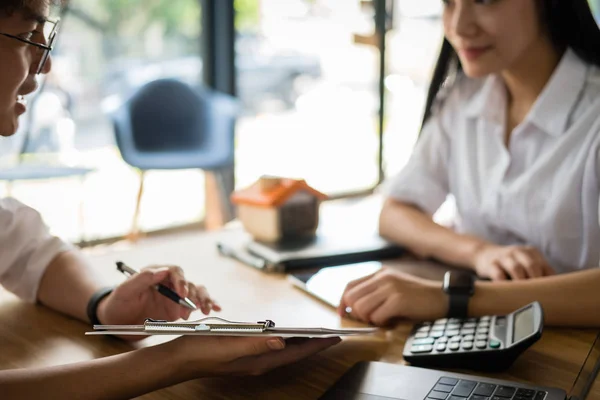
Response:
[231,178,327,208]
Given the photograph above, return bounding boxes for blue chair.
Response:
[111,78,239,239]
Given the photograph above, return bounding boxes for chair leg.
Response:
[214,168,235,223]
[128,170,145,242]
[78,175,87,245]
[6,181,13,198]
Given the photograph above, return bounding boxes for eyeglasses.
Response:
[0,19,59,75]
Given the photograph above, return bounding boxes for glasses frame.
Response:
[0,19,60,74]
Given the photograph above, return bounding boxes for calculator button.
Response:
[438,377,459,386]
[460,341,473,350]
[448,396,466,400]
[415,332,429,339]
[461,328,476,335]
[411,344,433,353]
[437,336,449,343]
[476,333,488,341]
[436,343,447,352]
[490,339,501,348]
[452,380,477,397]
[446,330,461,337]
[449,342,460,351]
[470,396,488,400]
[413,337,435,345]
[462,334,474,342]
[446,323,461,331]
[480,316,491,322]
[449,318,463,324]
[474,383,497,396]
[478,321,491,328]
[476,327,489,335]
[462,322,477,329]
[434,320,447,326]
[436,318,449,325]
[494,386,516,397]
[432,325,446,331]
[475,340,488,349]
[430,330,445,338]
[417,326,430,333]
[449,336,461,343]
[534,391,547,400]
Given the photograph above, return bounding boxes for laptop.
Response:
[319,361,567,400]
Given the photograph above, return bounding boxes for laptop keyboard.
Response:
[425,377,548,400]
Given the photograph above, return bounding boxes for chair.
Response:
[111,78,239,240]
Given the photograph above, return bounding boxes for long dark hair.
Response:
[421,0,600,129]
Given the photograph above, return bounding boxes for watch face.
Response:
[443,272,475,295]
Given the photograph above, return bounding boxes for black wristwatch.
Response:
[86,287,114,326]
[442,271,475,318]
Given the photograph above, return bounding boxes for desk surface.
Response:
[1,229,599,399]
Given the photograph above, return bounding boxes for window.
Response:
[1,1,204,243]
[234,0,382,196]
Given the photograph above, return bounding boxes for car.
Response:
[101,35,322,114]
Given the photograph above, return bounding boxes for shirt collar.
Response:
[527,48,588,136]
[464,74,506,123]
[464,48,589,136]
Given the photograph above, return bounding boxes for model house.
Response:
[231,176,328,242]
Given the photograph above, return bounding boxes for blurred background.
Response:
[0,0,598,245]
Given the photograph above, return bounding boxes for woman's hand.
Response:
[472,244,555,280]
[337,268,447,326]
[170,335,341,378]
[97,265,220,336]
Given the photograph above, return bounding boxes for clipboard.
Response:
[86,316,378,338]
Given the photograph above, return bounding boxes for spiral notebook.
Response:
[86,316,378,338]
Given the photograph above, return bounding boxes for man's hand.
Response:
[472,244,555,280]
[170,335,341,378]
[96,265,220,335]
[337,268,447,326]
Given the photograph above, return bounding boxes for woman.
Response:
[339,0,600,327]
[0,1,339,399]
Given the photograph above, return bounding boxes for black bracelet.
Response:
[86,287,114,326]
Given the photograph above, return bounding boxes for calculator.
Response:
[403,301,544,371]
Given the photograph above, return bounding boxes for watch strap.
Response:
[86,287,114,326]
[447,292,470,319]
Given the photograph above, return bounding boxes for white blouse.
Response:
[386,49,600,273]
[0,198,72,302]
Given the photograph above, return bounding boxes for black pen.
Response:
[116,261,197,310]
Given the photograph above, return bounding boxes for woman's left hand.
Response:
[96,265,220,335]
[338,268,447,326]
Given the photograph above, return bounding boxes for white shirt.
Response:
[0,198,72,302]
[386,49,600,274]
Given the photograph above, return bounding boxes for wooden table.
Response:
[1,229,599,399]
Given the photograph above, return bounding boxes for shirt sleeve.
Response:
[381,95,453,216]
[0,198,73,302]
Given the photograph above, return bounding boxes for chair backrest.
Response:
[112,78,239,171]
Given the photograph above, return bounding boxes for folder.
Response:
[86,316,378,338]
[217,227,403,273]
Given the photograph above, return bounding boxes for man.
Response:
[0,1,339,398]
